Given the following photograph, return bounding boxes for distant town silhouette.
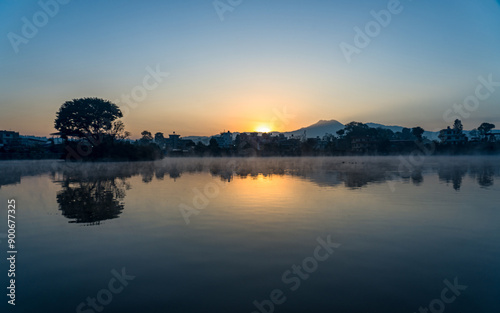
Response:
[1,97,499,160]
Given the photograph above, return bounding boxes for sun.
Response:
[255,125,271,133]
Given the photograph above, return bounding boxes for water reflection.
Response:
[437,163,497,190]
[0,158,499,226]
[1,158,499,313]
[337,169,388,188]
[0,158,498,191]
[472,165,495,188]
[56,176,130,225]
[0,173,20,189]
[438,165,468,191]
[411,169,424,186]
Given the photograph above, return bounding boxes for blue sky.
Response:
[1,0,499,137]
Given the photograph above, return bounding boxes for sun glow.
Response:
[255,125,271,133]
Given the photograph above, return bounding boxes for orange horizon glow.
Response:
[255,125,272,133]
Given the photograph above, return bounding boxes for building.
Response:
[163,132,194,154]
[19,136,49,147]
[438,127,468,144]
[351,137,377,153]
[314,136,329,151]
[492,131,500,142]
[0,131,20,147]
[167,132,181,150]
[214,131,233,148]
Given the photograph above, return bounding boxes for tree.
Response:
[478,122,495,141]
[154,132,165,142]
[110,120,130,140]
[194,142,207,156]
[140,131,153,144]
[375,128,394,140]
[344,122,370,137]
[469,128,479,141]
[54,97,123,142]
[453,119,463,132]
[209,137,221,156]
[401,128,413,140]
[412,127,425,141]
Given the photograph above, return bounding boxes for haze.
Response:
[1,0,500,137]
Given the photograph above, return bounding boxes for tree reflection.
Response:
[474,165,495,188]
[337,169,387,189]
[438,166,467,191]
[56,177,130,225]
[411,169,424,186]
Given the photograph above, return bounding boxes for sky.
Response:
[1,0,499,138]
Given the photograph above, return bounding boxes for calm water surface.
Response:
[0,157,499,313]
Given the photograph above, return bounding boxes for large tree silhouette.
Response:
[54,97,123,141]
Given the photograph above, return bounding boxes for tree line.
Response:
[45,98,500,160]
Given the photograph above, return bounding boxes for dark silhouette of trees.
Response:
[453,119,463,132]
[140,130,153,144]
[478,122,495,141]
[54,97,123,141]
[53,97,164,161]
[398,128,414,140]
[343,122,371,137]
[154,132,165,142]
[469,128,479,140]
[194,142,207,156]
[109,120,130,140]
[412,127,425,141]
[209,138,221,156]
[47,99,499,159]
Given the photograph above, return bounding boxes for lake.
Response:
[0,157,499,313]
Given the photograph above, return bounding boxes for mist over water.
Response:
[2,156,499,189]
[0,157,499,312]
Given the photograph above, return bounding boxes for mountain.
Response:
[284,120,345,138]
[283,120,444,140]
[183,136,211,145]
[365,123,405,133]
[185,119,492,143]
[365,123,440,140]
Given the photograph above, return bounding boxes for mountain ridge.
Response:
[186,119,497,143]
[284,120,442,139]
